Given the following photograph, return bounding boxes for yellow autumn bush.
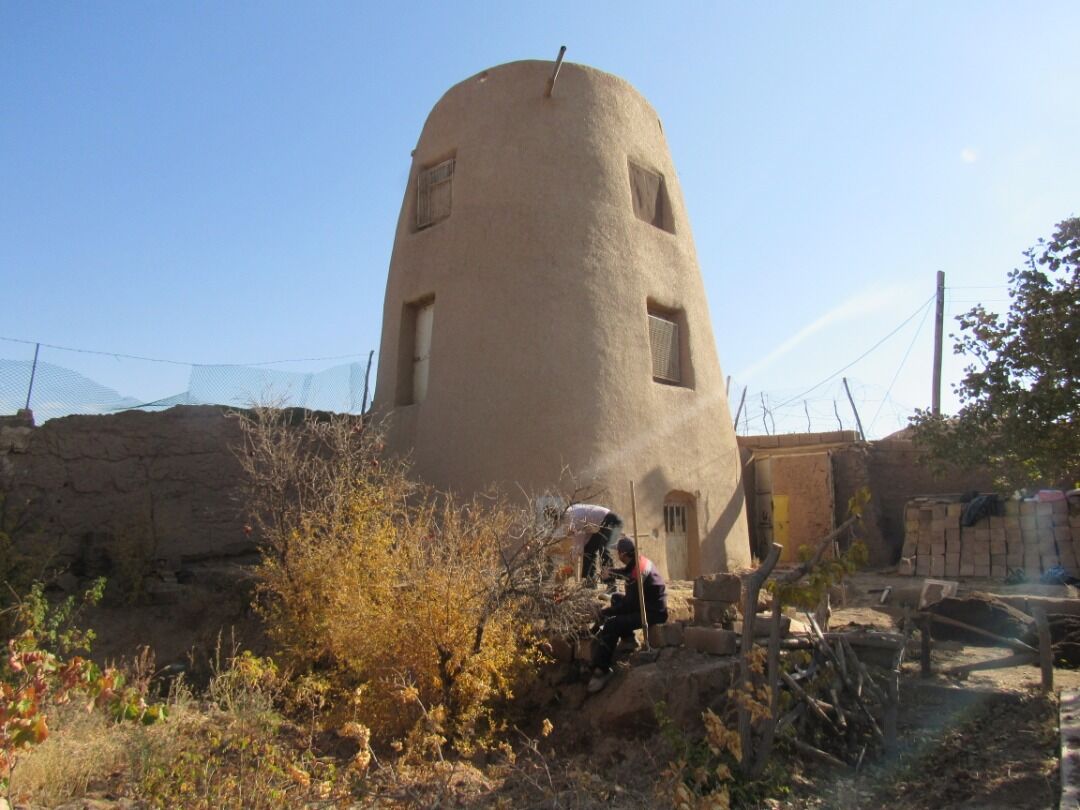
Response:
[235,408,589,751]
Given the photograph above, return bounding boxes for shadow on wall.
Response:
[704,480,749,572]
[639,463,749,577]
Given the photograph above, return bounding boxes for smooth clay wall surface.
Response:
[373,60,751,576]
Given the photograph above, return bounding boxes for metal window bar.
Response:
[664,504,687,534]
[648,314,680,383]
[416,158,455,229]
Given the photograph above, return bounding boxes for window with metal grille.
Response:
[664,504,687,534]
[648,313,681,383]
[416,158,454,229]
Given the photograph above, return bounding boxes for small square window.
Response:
[648,312,681,384]
[416,158,454,229]
[628,161,675,233]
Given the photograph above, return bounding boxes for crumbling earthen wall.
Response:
[864,439,996,562]
[0,406,252,572]
[738,433,997,566]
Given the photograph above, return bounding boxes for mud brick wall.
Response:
[740,435,998,566]
[0,406,253,570]
[863,440,996,563]
[899,495,1080,578]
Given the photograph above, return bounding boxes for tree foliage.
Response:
[910,217,1080,488]
[234,408,594,751]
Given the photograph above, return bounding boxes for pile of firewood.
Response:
[735,512,903,776]
[776,621,903,768]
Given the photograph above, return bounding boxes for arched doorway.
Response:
[663,491,699,580]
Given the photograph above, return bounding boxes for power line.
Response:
[771,293,937,411]
[868,296,933,431]
[0,335,368,368]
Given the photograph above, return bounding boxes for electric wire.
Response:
[770,292,937,411]
[0,335,367,367]
[867,298,933,431]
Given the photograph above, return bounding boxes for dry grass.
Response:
[8,703,132,807]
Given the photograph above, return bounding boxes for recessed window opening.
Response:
[648,312,680,384]
[647,302,693,388]
[416,158,455,229]
[628,161,675,233]
[396,297,434,405]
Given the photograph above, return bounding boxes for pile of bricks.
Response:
[664,572,742,655]
[898,493,1080,578]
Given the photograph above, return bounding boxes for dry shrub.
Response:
[235,407,593,750]
[8,703,130,806]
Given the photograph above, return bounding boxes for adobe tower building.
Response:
[372,59,750,576]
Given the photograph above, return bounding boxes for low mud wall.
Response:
[0,406,253,575]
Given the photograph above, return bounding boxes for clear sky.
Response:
[2,2,1078,436]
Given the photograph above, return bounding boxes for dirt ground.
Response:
[776,569,1069,809]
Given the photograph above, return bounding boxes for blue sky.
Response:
[2,2,1078,435]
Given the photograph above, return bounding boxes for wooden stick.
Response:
[751,592,785,777]
[884,670,899,757]
[920,616,932,678]
[921,612,1036,653]
[629,481,650,652]
[781,670,841,735]
[1033,605,1054,693]
[944,651,1038,676]
[776,515,859,585]
[793,739,849,770]
[841,638,885,705]
[739,542,782,771]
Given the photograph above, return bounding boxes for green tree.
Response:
[910,217,1080,489]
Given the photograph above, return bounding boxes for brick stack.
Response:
[679,573,741,655]
[898,493,1079,578]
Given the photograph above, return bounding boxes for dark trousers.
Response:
[590,594,667,672]
[581,512,622,583]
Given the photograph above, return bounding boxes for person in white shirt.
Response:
[556,503,624,585]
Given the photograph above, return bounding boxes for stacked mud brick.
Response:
[898,493,1080,578]
[672,573,742,655]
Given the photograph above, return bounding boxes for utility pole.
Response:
[932,270,945,416]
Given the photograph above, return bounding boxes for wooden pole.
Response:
[629,481,650,651]
[24,342,40,412]
[920,616,932,678]
[842,377,866,441]
[360,349,374,415]
[738,542,781,772]
[1034,605,1054,692]
[733,386,747,429]
[932,270,945,416]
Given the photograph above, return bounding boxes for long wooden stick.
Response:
[1033,605,1053,693]
[920,612,1036,653]
[739,542,782,771]
[752,590,785,777]
[629,481,650,652]
[794,739,849,770]
[944,651,1037,676]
